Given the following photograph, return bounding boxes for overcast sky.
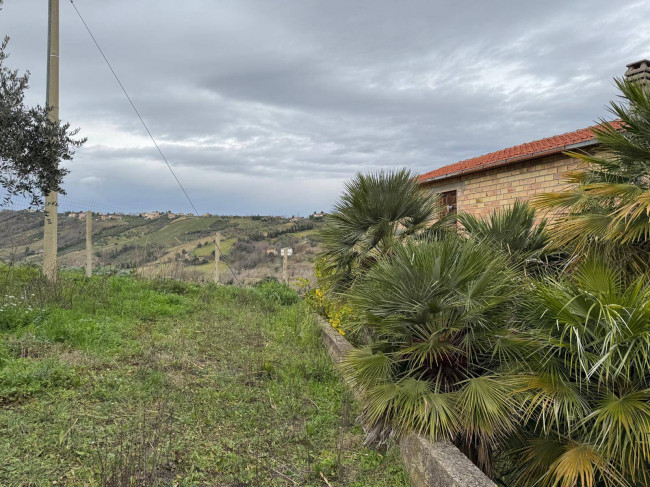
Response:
[1,1,649,215]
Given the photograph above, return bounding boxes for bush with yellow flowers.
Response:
[300,257,353,337]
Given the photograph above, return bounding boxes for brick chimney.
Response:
[625,59,650,85]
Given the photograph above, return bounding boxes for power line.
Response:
[0,189,129,215]
[68,0,242,285]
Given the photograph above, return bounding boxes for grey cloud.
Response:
[1,0,649,214]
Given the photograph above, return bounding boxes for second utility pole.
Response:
[85,211,92,277]
[43,0,60,281]
[214,233,221,284]
[282,248,289,284]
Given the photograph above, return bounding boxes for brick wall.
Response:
[422,153,581,219]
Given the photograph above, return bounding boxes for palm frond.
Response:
[319,169,444,292]
[518,372,589,436]
[586,389,650,482]
[458,200,549,265]
[339,346,392,389]
[456,376,519,441]
[544,442,625,487]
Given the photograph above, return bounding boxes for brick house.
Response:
[418,124,609,219]
[418,60,649,219]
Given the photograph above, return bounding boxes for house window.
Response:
[440,190,457,216]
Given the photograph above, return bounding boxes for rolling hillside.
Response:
[0,210,324,284]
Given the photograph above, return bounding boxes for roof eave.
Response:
[418,139,599,184]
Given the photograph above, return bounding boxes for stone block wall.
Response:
[422,154,580,219]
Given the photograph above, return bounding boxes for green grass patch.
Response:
[0,266,407,486]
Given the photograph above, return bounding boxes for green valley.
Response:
[0,211,323,284]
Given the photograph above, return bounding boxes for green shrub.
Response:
[257,275,279,285]
[254,280,299,306]
[148,277,195,295]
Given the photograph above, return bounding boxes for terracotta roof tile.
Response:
[418,121,624,183]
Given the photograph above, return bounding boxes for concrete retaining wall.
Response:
[315,315,496,487]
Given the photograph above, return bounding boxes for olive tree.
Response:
[0,23,85,206]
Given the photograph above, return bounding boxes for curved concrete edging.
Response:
[315,315,496,487]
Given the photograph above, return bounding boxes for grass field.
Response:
[0,266,407,486]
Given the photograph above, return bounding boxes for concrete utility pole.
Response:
[85,211,92,278]
[214,233,221,284]
[281,247,291,285]
[282,251,288,284]
[43,0,60,281]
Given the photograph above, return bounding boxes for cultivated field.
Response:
[0,211,323,285]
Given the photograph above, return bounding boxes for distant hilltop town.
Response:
[66,212,122,221]
[61,210,327,221]
[64,210,211,220]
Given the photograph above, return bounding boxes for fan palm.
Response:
[458,200,551,270]
[320,169,445,292]
[340,236,524,475]
[534,79,650,263]
[510,260,650,487]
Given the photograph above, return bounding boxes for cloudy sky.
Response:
[1,1,649,215]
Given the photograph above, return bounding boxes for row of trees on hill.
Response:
[316,79,650,487]
[248,221,315,241]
